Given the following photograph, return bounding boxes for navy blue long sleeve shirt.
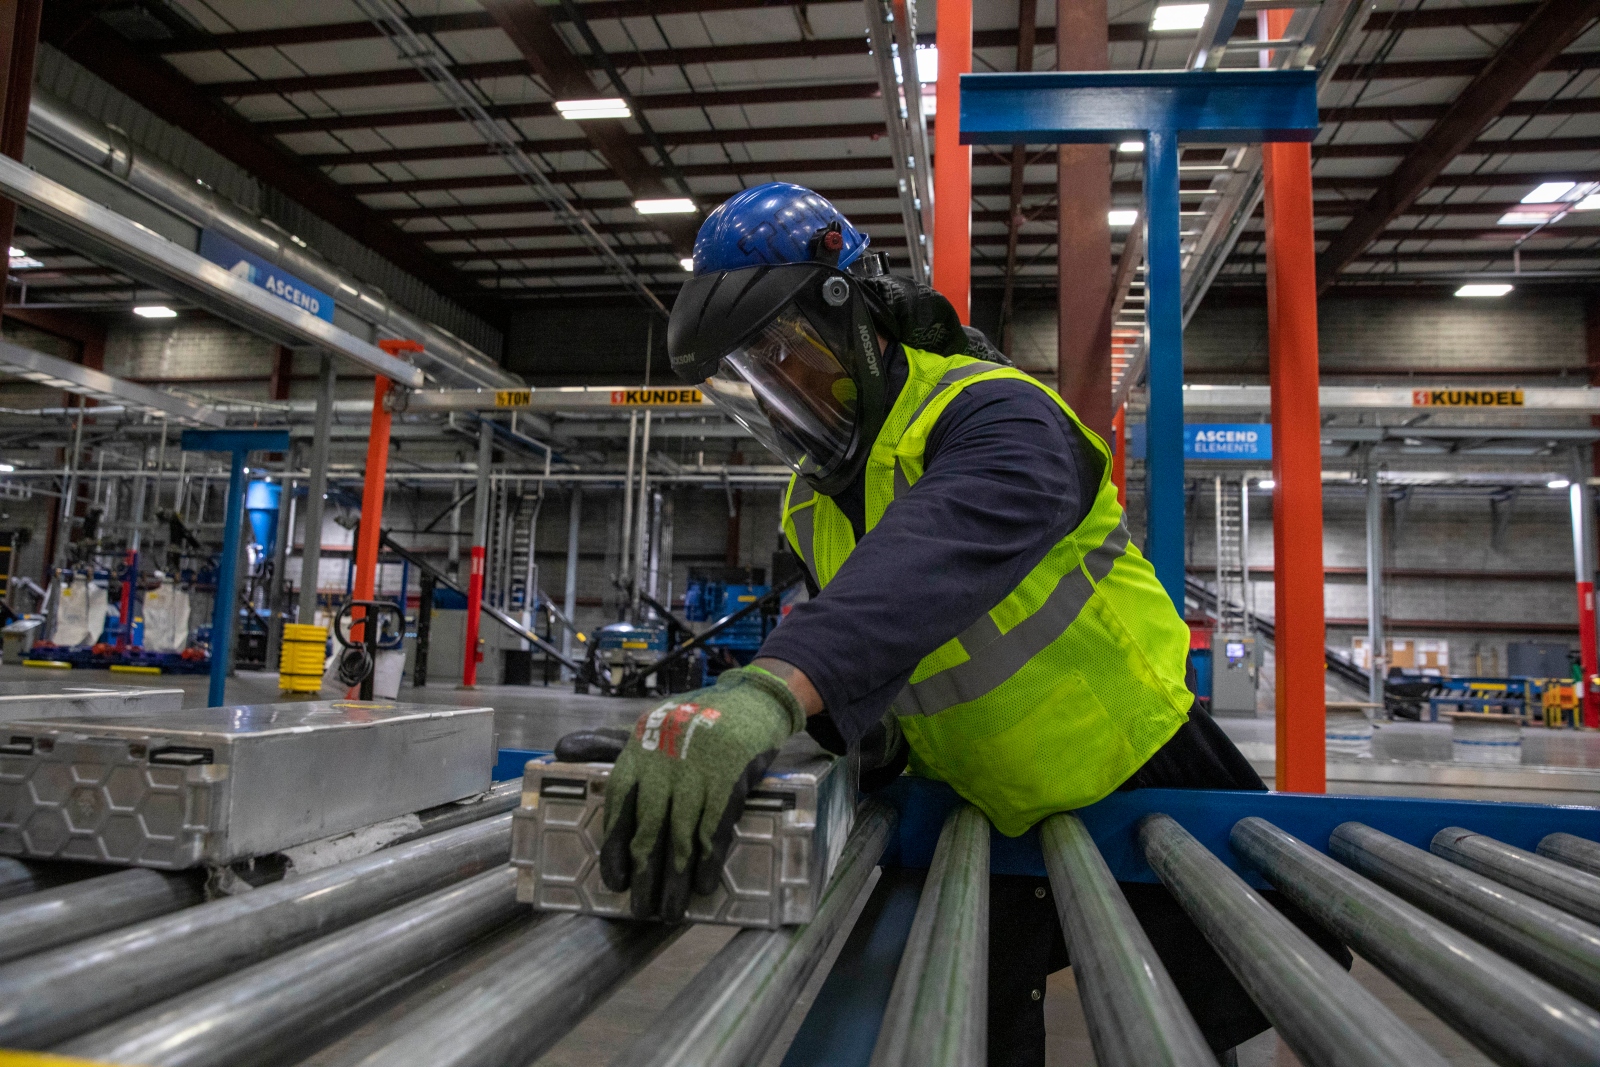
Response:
[758,351,1103,744]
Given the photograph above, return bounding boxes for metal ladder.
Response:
[1214,475,1252,633]
[507,490,541,614]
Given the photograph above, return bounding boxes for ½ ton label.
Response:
[1411,389,1524,407]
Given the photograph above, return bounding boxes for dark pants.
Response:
[985,710,1353,1067]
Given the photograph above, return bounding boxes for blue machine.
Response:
[683,577,772,652]
[595,621,669,657]
[246,479,281,562]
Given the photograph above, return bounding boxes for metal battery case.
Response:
[0,700,494,868]
[511,734,856,928]
[0,685,184,724]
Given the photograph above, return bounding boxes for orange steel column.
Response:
[351,340,422,658]
[1263,10,1326,793]
[351,377,393,645]
[933,0,971,322]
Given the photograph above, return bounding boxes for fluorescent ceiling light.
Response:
[8,252,40,269]
[1522,181,1576,204]
[634,198,696,215]
[7,246,23,257]
[1118,141,1144,153]
[1151,4,1210,32]
[1496,207,1559,226]
[680,257,695,271]
[1549,478,1572,490]
[1575,194,1600,211]
[1256,479,1275,490]
[133,305,178,318]
[916,44,938,83]
[555,98,631,120]
[0,463,13,472]
[1455,283,1513,298]
[1108,209,1139,227]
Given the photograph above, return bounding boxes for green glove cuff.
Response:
[719,665,808,735]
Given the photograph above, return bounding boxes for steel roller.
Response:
[1234,816,1600,1067]
[1141,813,1450,1067]
[0,813,512,1048]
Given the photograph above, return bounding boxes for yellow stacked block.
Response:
[279,623,328,693]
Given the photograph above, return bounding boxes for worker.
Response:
[586,183,1346,1064]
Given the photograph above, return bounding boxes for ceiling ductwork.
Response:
[24,90,524,392]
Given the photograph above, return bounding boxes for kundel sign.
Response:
[200,230,335,323]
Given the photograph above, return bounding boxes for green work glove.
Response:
[599,666,806,921]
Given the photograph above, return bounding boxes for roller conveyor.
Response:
[0,748,1599,1067]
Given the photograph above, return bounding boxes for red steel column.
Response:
[1571,481,1600,727]
[1055,0,1114,438]
[1110,405,1127,507]
[1263,9,1326,792]
[932,0,971,321]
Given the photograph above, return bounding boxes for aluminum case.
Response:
[511,734,856,929]
[0,685,184,724]
[0,700,494,868]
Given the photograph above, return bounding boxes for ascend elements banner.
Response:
[1126,423,1273,461]
[199,230,335,323]
[1185,424,1271,460]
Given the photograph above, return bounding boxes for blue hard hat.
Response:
[692,182,869,274]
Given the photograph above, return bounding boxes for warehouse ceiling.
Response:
[29,0,1600,316]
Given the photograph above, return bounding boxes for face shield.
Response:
[702,303,862,481]
[670,263,888,495]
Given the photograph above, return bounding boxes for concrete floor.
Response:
[0,664,1581,1065]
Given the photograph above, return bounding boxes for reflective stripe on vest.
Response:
[896,520,1131,716]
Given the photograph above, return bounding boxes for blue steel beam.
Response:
[183,430,291,706]
[958,69,1318,608]
[958,69,1320,146]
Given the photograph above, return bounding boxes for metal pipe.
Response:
[50,403,85,580]
[1433,827,1600,926]
[1233,816,1600,1067]
[1039,813,1214,1067]
[1365,451,1385,703]
[611,799,897,1067]
[0,868,203,966]
[1330,822,1600,1007]
[59,867,525,1067]
[618,411,638,601]
[0,858,100,904]
[1542,833,1600,878]
[562,486,582,676]
[264,459,293,668]
[392,779,522,844]
[633,412,653,615]
[332,912,679,1067]
[0,812,512,1048]
[26,90,518,392]
[1139,813,1451,1067]
[870,803,988,1067]
[297,355,335,624]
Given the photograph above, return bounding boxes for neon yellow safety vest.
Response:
[781,347,1193,836]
